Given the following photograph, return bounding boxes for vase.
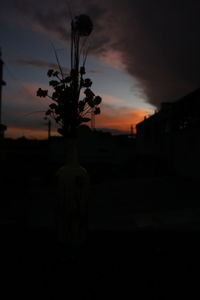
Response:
[56,137,89,246]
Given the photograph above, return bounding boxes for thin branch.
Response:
[66,0,74,21]
[51,42,64,79]
[80,36,89,57]
[55,73,62,81]
[47,94,53,99]
[82,107,92,116]
[83,35,92,67]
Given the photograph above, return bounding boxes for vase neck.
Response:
[64,138,79,166]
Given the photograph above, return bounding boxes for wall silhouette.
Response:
[136,88,200,177]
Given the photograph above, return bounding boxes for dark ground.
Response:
[1,156,200,299]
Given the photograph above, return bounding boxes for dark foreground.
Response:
[2,226,200,299]
[1,163,200,299]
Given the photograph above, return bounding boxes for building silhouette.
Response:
[136,88,200,177]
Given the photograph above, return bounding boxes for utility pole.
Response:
[128,124,135,139]
[0,49,7,139]
[44,116,51,140]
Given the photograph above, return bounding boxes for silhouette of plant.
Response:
[36,15,102,138]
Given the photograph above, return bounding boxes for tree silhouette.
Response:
[37,15,102,138]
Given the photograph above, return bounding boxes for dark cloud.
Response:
[116,0,200,107]
[2,0,200,108]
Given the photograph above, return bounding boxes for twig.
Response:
[51,42,64,79]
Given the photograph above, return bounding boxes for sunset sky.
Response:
[1,0,200,139]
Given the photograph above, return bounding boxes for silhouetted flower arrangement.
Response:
[36,15,102,138]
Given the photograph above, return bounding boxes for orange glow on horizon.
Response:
[5,126,58,140]
[96,106,151,132]
[5,107,150,139]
